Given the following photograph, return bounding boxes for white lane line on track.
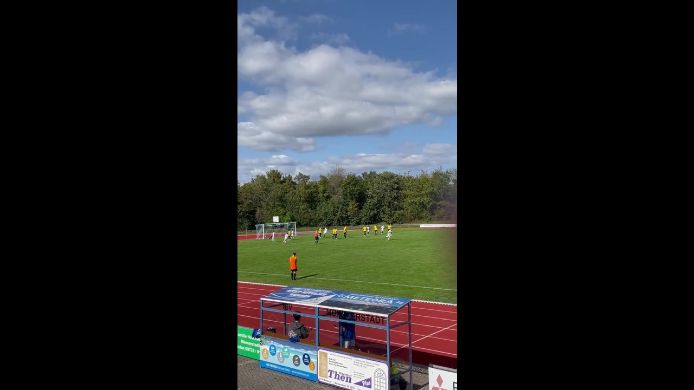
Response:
[237,289,461,315]
[236,314,457,343]
[390,322,458,355]
[235,298,457,322]
[237,272,457,291]
[236,315,457,357]
[237,281,458,307]
[237,289,459,314]
[237,302,259,310]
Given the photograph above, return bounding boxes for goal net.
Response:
[255,222,297,239]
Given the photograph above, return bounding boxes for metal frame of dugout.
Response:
[259,287,413,390]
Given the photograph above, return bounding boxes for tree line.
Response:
[237,168,457,230]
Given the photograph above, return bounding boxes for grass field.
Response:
[237,228,457,303]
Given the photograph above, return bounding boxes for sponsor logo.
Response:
[302,353,311,365]
[293,355,301,367]
[308,361,315,371]
[261,348,269,360]
[432,374,457,390]
[353,377,372,388]
[327,369,352,384]
[326,309,384,324]
[269,345,277,356]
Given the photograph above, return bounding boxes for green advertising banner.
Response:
[237,326,260,360]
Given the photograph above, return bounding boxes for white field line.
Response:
[412,299,457,307]
[237,281,288,288]
[238,272,456,292]
[390,322,458,355]
[236,313,457,342]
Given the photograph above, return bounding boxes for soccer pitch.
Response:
[237,228,457,303]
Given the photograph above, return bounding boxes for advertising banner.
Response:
[317,349,389,390]
[320,292,410,315]
[236,326,260,360]
[428,365,457,390]
[263,287,410,316]
[263,287,336,305]
[259,336,318,381]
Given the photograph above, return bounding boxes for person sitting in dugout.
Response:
[287,313,309,342]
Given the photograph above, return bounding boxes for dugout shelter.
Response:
[258,287,414,390]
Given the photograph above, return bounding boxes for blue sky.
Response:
[237,0,457,183]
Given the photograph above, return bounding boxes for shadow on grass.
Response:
[296,273,319,280]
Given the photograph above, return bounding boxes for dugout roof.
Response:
[260,286,411,316]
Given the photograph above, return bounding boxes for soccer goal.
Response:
[255,222,297,239]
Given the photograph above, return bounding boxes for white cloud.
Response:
[237,8,457,152]
[238,143,456,183]
[422,143,456,155]
[237,6,298,45]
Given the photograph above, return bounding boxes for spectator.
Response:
[288,314,309,342]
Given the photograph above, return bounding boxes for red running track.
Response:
[237,281,458,368]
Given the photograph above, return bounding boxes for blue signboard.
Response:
[259,335,318,381]
[321,292,410,315]
[263,287,410,315]
[263,287,336,305]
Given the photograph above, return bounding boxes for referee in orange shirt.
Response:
[289,252,298,280]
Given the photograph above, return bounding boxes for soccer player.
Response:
[380,225,384,234]
[373,225,378,235]
[323,226,328,237]
[271,231,275,241]
[386,228,392,241]
[314,229,320,244]
[366,225,370,235]
[362,225,367,237]
[343,225,348,239]
[289,252,298,280]
[332,227,337,239]
[283,231,289,244]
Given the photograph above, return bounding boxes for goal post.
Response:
[255,222,297,239]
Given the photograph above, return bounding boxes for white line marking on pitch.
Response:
[237,272,456,291]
